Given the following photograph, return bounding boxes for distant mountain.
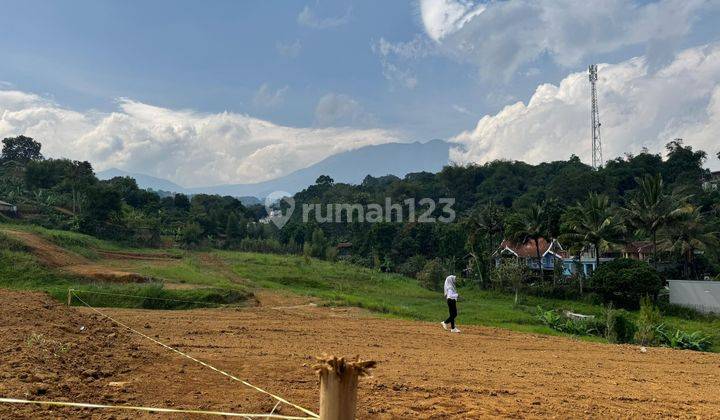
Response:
[99,140,451,199]
[97,168,185,192]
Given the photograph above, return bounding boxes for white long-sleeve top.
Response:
[444,275,458,300]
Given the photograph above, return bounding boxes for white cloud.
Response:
[252,83,289,108]
[452,104,472,115]
[297,4,350,29]
[314,93,376,127]
[417,0,716,79]
[419,0,486,42]
[450,43,720,170]
[276,39,302,59]
[372,36,432,89]
[0,91,399,187]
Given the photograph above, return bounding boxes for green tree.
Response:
[180,222,203,248]
[561,193,623,270]
[659,207,720,279]
[1,136,43,163]
[491,259,530,305]
[620,174,693,268]
[465,204,505,286]
[506,203,549,269]
[588,258,664,309]
[225,212,242,246]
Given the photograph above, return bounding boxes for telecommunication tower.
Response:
[589,64,603,169]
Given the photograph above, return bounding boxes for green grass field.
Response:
[2,221,719,350]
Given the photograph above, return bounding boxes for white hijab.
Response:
[444,275,458,299]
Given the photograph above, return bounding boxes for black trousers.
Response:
[444,298,457,329]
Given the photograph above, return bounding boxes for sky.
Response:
[1,0,720,187]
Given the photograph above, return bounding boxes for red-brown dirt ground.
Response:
[1,289,720,419]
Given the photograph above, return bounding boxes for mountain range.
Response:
[97,140,451,199]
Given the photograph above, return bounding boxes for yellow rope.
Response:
[0,397,313,419]
[71,291,319,419]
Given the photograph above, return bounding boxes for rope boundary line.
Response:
[0,397,314,419]
[70,291,320,419]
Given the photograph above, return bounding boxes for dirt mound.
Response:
[2,230,151,283]
[97,250,181,261]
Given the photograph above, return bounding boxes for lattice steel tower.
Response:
[589,64,603,169]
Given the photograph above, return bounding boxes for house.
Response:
[493,237,616,277]
[493,238,566,271]
[336,242,352,257]
[702,171,720,191]
[0,200,18,215]
[562,245,615,277]
[622,241,654,261]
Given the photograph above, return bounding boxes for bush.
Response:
[604,306,637,344]
[417,258,445,291]
[179,222,203,248]
[536,307,604,336]
[588,258,664,309]
[656,325,712,351]
[397,255,427,278]
[635,296,662,345]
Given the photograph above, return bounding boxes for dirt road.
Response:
[1,289,719,418]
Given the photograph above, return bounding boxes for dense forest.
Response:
[2,135,719,298]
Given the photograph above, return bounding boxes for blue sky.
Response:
[1,0,720,186]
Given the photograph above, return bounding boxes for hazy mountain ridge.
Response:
[98,140,451,198]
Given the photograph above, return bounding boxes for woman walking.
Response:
[441,275,460,333]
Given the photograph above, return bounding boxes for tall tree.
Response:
[506,203,549,269]
[1,136,43,164]
[561,193,623,270]
[465,204,505,286]
[659,207,719,278]
[621,174,693,268]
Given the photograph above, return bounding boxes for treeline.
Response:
[2,135,719,284]
[275,140,720,285]
[0,136,267,246]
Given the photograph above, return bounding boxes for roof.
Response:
[496,238,566,258]
[336,242,353,249]
[624,241,654,253]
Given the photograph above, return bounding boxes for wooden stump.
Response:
[314,355,376,420]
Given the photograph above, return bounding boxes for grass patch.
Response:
[217,251,720,350]
[0,244,250,309]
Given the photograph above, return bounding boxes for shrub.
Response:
[179,222,203,248]
[536,307,604,336]
[417,258,445,291]
[588,258,664,309]
[397,255,427,278]
[635,296,662,345]
[656,325,712,351]
[604,306,637,344]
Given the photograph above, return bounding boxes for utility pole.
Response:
[589,64,603,169]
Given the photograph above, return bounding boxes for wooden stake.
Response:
[314,355,376,420]
[67,289,72,306]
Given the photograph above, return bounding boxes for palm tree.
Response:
[465,204,505,286]
[620,174,693,268]
[659,207,720,278]
[561,193,623,271]
[507,203,549,270]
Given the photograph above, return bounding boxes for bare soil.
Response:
[2,289,719,418]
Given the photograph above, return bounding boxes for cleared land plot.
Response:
[2,289,719,419]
